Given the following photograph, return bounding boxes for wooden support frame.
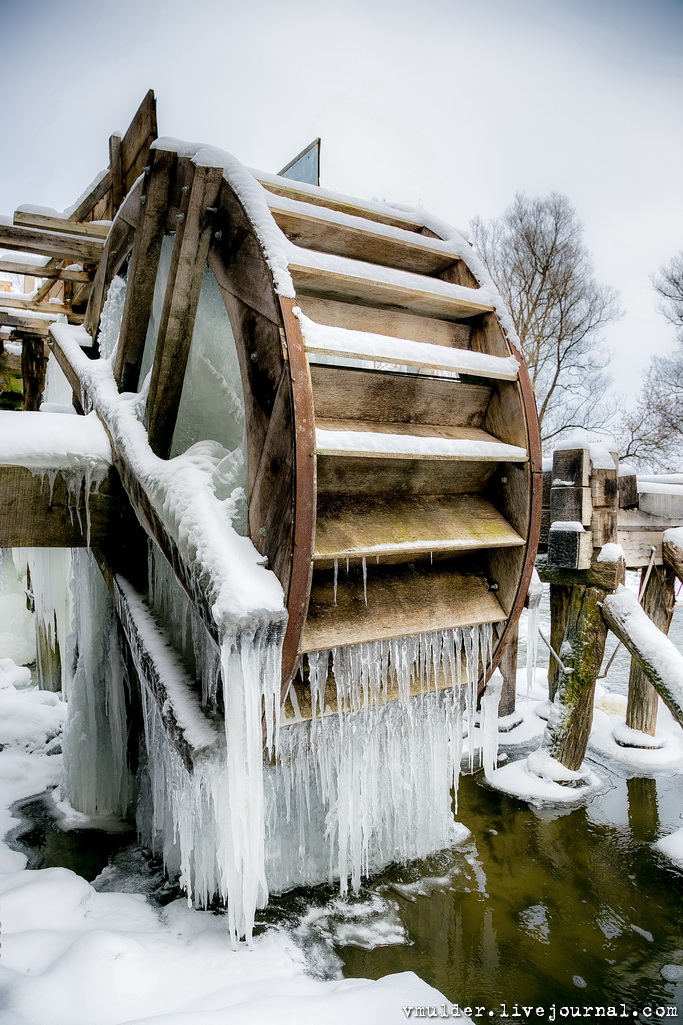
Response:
[145,161,223,457]
[626,563,676,735]
[114,147,177,391]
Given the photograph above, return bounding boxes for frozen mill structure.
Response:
[0,93,544,943]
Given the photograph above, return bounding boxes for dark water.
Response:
[338,769,683,1019]
[11,767,683,1018]
[10,795,134,880]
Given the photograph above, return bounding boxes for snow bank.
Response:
[655,827,683,869]
[316,427,527,461]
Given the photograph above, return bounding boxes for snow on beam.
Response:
[113,575,222,772]
[602,585,683,729]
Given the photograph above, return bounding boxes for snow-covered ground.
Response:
[2,557,682,1023]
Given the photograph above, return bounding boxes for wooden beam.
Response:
[83,202,136,339]
[0,260,91,283]
[112,574,221,772]
[0,223,104,263]
[0,464,124,547]
[70,169,113,222]
[146,162,223,457]
[109,133,124,212]
[114,147,176,391]
[120,89,158,194]
[0,294,83,323]
[13,210,110,240]
[603,586,683,730]
[0,313,50,336]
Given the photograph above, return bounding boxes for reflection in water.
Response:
[340,769,683,1019]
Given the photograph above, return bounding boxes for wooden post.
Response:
[109,133,124,213]
[36,612,62,693]
[21,334,47,410]
[543,555,625,771]
[548,583,572,701]
[146,161,223,458]
[114,147,176,392]
[626,564,676,735]
[498,622,518,717]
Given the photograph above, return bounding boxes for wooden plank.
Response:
[120,89,158,193]
[255,173,424,232]
[304,336,517,380]
[616,528,663,568]
[0,294,83,323]
[314,493,524,564]
[301,561,506,653]
[0,260,91,283]
[297,294,471,348]
[269,201,460,275]
[13,210,110,240]
[83,199,137,339]
[70,169,113,222]
[619,472,639,509]
[317,453,498,496]
[114,147,176,391]
[109,133,124,211]
[553,447,591,488]
[315,419,527,461]
[290,262,494,321]
[0,223,104,263]
[0,313,50,336]
[34,265,65,304]
[310,364,490,429]
[0,464,123,547]
[146,162,224,457]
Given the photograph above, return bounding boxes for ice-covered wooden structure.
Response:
[0,91,543,940]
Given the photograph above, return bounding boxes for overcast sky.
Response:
[2,0,681,407]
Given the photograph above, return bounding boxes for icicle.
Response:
[346,557,350,574]
[265,622,494,895]
[362,556,368,606]
[375,554,380,564]
[333,558,338,605]
[526,570,543,699]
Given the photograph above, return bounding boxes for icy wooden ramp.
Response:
[314,494,524,564]
[300,564,506,653]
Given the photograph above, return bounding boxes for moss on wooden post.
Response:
[543,555,624,772]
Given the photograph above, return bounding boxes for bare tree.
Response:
[618,250,683,470]
[470,193,621,444]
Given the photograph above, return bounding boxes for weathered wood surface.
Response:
[290,262,494,321]
[0,260,92,284]
[498,623,519,717]
[301,562,506,653]
[21,336,46,410]
[663,535,683,582]
[603,585,683,730]
[114,147,176,391]
[146,162,223,457]
[256,173,424,232]
[314,493,524,563]
[311,365,490,429]
[316,453,499,496]
[626,564,676,735]
[270,200,461,275]
[83,209,136,339]
[314,419,527,460]
[13,210,110,239]
[0,313,51,336]
[0,465,124,547]
[0,294,84,322]
[298,294,471,348]
[0,223,104,263]
[548,583,572,701]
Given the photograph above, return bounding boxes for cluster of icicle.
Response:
[264,624,493,895]
[147,542,222,710]
[136,617,284,945]
[61,550,132,818]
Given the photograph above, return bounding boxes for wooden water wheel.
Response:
[2,103,541,732]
